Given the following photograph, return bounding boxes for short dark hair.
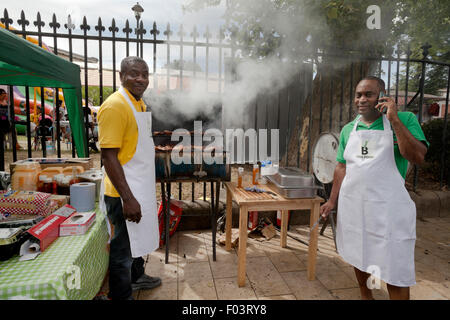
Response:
[120,56,147,73]
[359,76,385,92]
[0,89,6,95]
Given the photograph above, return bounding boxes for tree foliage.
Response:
[184,0,448,60]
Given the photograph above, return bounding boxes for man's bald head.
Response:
[119,56,149,100]
[120,56,147,73]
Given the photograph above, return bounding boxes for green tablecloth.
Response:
[0,207,109,300]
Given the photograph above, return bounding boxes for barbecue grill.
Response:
[153,130,231,263]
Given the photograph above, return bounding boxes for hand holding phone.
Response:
[377,91,387,114]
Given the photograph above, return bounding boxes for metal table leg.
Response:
[210,182,216,261]
[165,182,171,264]
[214,181,220,261]
[160,182,167,263]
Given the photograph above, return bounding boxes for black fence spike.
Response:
[178,24,185,38]
[218,26,225,41]
[164,23,172,37]
[33,12,45,28]
[421,43,432,59]
[17,10,29,26]
[123,19,132,34]
[1,9,13,27]
[191,25,199,39]
[80,16,90,31]
[150,21,160,35]
[65,14,75,30]
[109,18,118,33]
[49,13,60,30]
[95,17,105,32]
[138,20,146,35]
[204,25,211,40]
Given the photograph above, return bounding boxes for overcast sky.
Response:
[2,1,228,71]
[2,0,225,31]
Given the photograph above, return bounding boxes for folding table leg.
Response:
[237,205,248,287]
[225,188,232,251]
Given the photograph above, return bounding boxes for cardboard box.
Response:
[27,205,76,251]
[59,211,96,236]
[48,194,70,210]
[10,158,93,174]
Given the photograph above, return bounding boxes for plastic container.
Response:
[43,177,54,194]
[41,167,63,179]
[0,227,30,261]
[57,176,72,196]
[261,160,274,176]
[252,164,259,185]
[11,161,41,191]
[52,174,65,194]
[37,175,48,192]
[62,166,84,176]
[237,167,244,188]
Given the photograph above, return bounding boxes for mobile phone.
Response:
[378,91,387,113]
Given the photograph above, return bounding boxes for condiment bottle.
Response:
[44,177,53,194]
[237,167,244,188]
[58,176,71,195]
[52,177,58,194]
[53,174,65,195]
[37,175,48,192]
[252,164,259,185]
[69,166,80,185]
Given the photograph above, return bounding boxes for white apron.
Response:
[336,114,416,287]
[99,86,159,258]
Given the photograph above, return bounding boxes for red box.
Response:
[276,210,290,227]
[248,211,258,230]
[27,205,76,251]
[59,211,96,236]
[157,200,183,247]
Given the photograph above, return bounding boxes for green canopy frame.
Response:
[0,27,87,157]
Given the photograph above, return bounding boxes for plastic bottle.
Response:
[252,164,259,185]
[259,162,267,184]
[237,167,244,188]
[69,166,80,185]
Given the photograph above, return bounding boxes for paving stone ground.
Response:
[129,216,450,300]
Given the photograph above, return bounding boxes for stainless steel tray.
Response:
[267,175,320,199]
[269,167,315,188]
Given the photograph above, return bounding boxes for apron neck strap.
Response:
[351,114,392,133]
[119,86,140,117]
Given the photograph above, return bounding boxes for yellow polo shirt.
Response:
[98,88,146,197]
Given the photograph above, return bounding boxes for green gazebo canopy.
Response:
[0,27,87,157]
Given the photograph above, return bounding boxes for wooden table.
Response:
[224,181,324,287]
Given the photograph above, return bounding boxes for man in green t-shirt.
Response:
[320,76,428,300]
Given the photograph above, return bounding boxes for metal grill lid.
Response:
[269,167,315,188]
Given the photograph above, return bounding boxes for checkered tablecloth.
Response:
[0,206,109,300]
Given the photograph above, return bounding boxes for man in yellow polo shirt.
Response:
[98,56,161,300]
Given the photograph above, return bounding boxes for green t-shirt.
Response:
[336,112,429,179]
